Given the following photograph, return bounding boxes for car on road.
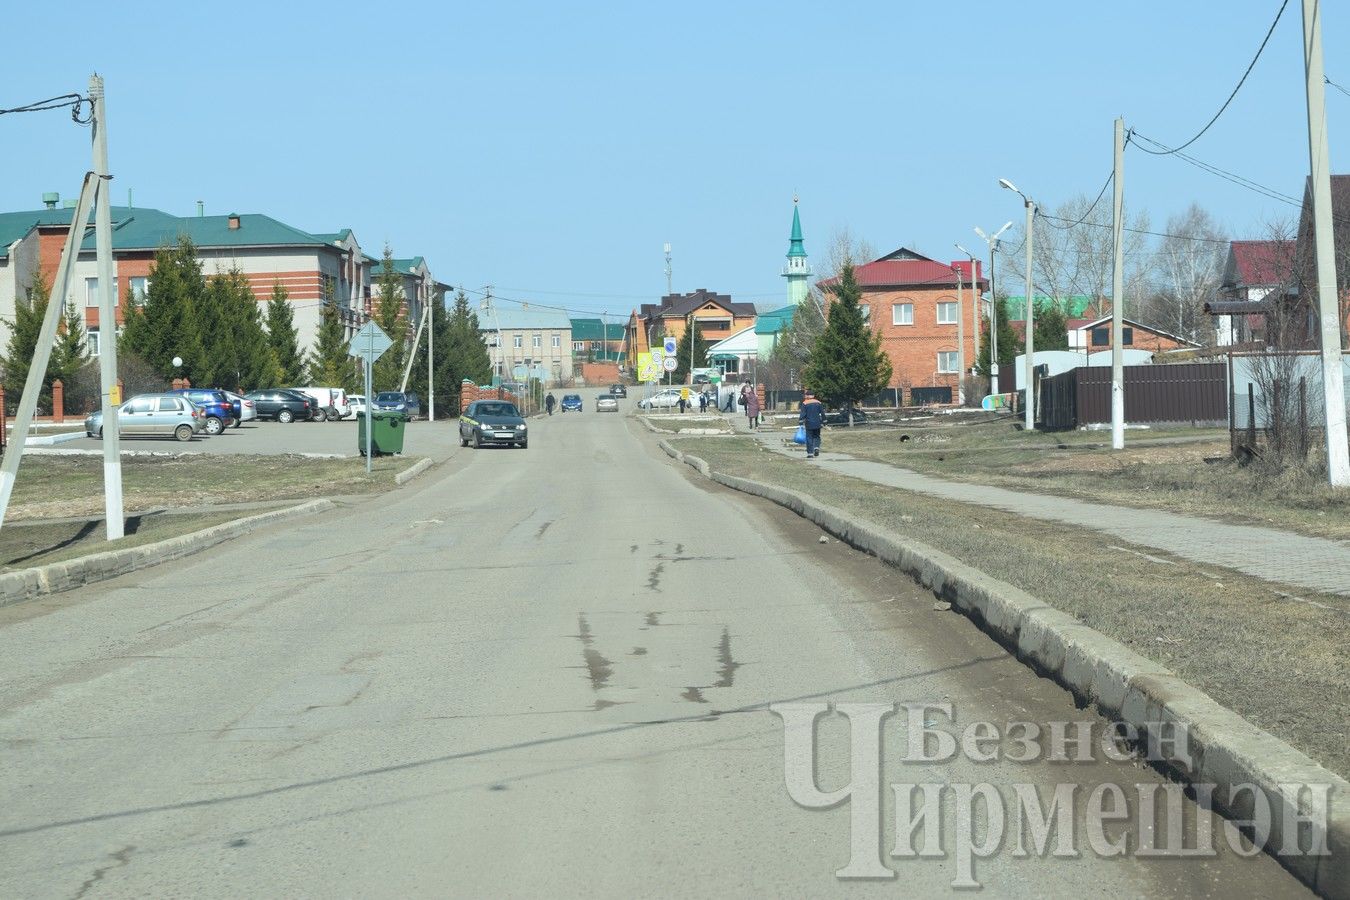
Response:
[166,388,235,435]
[596,395,619,413]
[560,394,583,412]
[374,391,422,418]
[459,400,527,449]
[244,389,313,423]
[223,391,258,427]
[608,384,627,398]
[637,388,682,409]
[85,393,204,442]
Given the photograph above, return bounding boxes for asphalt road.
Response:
[0,393,1309,898]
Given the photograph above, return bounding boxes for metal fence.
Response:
[1037,362,1229,430]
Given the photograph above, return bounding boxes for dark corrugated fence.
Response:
[1038,363,1228,429]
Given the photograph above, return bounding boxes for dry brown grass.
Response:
[676,435,1350,779]
[820,423,1350,541]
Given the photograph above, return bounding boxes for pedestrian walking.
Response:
[677,394,687,414]
[698,390,708,412]
[745,385,761,431]
[723,389,735,413]
[545,393,556,416]
[799,390,824,457]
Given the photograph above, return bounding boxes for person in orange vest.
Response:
[799,390,824,457]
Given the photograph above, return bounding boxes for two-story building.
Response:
[479,303,573,385]
[822,247,984,398]
[626,289,757,360]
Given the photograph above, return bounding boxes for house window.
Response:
[573,341,584,352]
[860,304,870,323]
[552,334,561,349]
[892,303,914,326]
[938,351,958,373]
[720,357,740,375]
[88,329,100,357]
[128,276,149,305]
[532,334,541,349]
[1091,328,1109,347]
[86,276,118,308]
[513,334,523,349]
[1122,327,1134,346]
[936,302,958,324]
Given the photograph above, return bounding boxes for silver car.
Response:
[596,395,619,413]
[85,393,205,442]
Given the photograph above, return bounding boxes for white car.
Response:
[638,388,683,409]
[347,394,368,417]
[223,390,257,427]
[286,386,351,421]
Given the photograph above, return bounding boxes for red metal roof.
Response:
[822,257,986,290]
[1229,240,1294,286]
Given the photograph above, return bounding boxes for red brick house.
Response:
[821,248,985,398]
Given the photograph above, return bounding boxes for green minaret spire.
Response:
[786,199,806,258]
[782,196,811,306]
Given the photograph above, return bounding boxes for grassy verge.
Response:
[817,422,1350,541]
[0,511,248,570]
[674,435,1350,778]
[4,454,416,522]
[638,415,732,434]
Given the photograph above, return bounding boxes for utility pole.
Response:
[664,242,672,296]
[975,222,1012,397]
[1111,117,1127,451]
[953,263,965,405]
[427,288,435,422]
[1301,0,1350,486]
[1001,178,1037,430]
[90,75,125,538]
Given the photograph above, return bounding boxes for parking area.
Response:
[55,417,466,462]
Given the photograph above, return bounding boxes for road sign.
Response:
[662,355,678,372]
[348,321,392,364]
[663,336,677,356]
[637,352,659,382]
[650,348,664,366]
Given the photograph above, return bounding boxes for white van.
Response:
[286,386,350,421]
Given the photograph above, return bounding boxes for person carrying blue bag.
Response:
[798,390,824,458]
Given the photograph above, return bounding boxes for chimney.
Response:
[227,212,240,230]
[197,200,204,217]
[42,192,59,209]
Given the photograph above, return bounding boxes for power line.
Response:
[1131,0,1289,155]
[1127,131,1303,207]
[1327,75,1350,99]
[0,92,92,124]
[1036,171,1115,230]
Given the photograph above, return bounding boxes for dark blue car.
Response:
[560,394,582,412]
[166,388,235,435]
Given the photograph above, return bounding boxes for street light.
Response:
[955,243,978,407]
[1000,178,1036,430]
[974,221,1012,393]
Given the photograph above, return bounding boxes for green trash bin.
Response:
[357,410,407,457]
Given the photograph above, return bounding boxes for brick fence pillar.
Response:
[755,383,765,412]
[0,385,7,418]
[51,379,64,423]
[117,379,125,403]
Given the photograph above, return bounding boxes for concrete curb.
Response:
[659,438,1348,898]
[23,432,85,447]
[0,499,335,610]
[395,457,434,486]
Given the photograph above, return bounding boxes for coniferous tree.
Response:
[307,284,359,391]
[265,281,303,384]
[1032,299,1070,351]
[52,302,89,387]
[805,263,891,419]
[2,271,58,410]
[407,288,447,416]
[219,268,274,390]
[671,317,711,384]
[198,271,234,388]
[372,246,407,391]
[121,235,207,382]
[975,297,1024,379]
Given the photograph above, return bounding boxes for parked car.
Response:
[560,394,583,412]
[285,386,349,421]
[608,384,627,398]
[374,391,421,418]
[347,394,368,417]
[459,400,527,449]
[243,389,312,423]
[222,391,257,427]
[165,388,235,435]
[85,393,204,442]
[637,388,682,409]
[596,395,619,413]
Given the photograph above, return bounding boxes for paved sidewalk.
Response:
[745,429,1350,597]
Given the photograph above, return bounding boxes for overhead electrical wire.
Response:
[1326,75,1350,99]
[1036,171,1115,230]
[0,92,91,124]
[1131,0,1289,156]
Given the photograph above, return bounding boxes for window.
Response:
[128,276,149,305]
[552,334,561,349]
[158,398,180,412]
[532,334,541,349]
[1122,327,1134,346]
[892,303,914,326]
[860,304,871,323]
[938,351,959,374]
[720,357,740,375]
[87,329,100,357]
[128,397,155,414]
[513,334,523,349]
[86,276,118,308]
[1091,328,1109,347]
[936,302,958,324]
[573,341,585,352]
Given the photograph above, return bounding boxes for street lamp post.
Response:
[1000,179,1036,430]
[955,244,981,407]
[974,222,1012,396]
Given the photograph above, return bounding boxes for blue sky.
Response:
[2,1,1344,315]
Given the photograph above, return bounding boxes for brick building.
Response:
[822,247,985,397]
[626,289,757,361]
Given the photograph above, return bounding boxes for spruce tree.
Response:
[198,271,235,388]
[52,302,89,386]
[805,263,892,419]
[1032,298,1070,351]
[372,246,407,391]
[265,281,303,384]
[307,287,358,391]
[123,235,207,382]
[217,268,273,390]
[2,271,57,409]
[975,297,1023,379]
[671,317,711,384]
[445,287,491,392]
